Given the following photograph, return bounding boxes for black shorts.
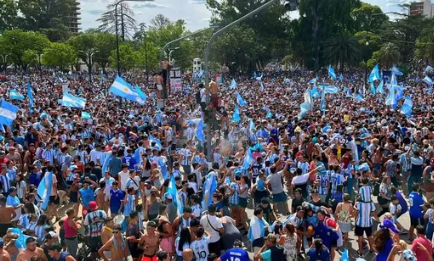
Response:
[129,244,143,258]
[49,196,59,205]
[88,236,102,252]
[355,226,372,237]
[141,176,150,182]
[410,217,425,227]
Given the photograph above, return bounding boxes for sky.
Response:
[78,0,416,32]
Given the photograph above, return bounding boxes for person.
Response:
[278,223,297,261]
[190,227,210,261]
[182,249,194,261]
[410,225,433,261]
[200,204,224,256]
[156,251,170,261]
[138,221,160,261]
[83,201,107,256]
[63,209,80,259]
[373,226,394,261]
[218,240,249,261]
[16,237,48,261]
[175,228,191,261]
[0,238,11,261]
[254,234,285,261]
[334,193,353,249]
[306,239,330,261]
[0,195,16,237]
[109,181,124,217]
[354,195,377,257]
[126,211,143,261]
[219,215,242,251]
[172,206,192,237]
[378,176,392,216]
[408,183,425,241]
[98,224,129,261]
[47,244,76,261]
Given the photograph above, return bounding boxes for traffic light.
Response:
[284,0,299,11]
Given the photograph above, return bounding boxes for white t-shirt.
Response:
[200,215,223,243]
[200,88,206,103]
[190,236,211,261]
[292,173,309,185]
[118,171,130,191]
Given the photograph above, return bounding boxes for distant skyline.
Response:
[79,0,414,32]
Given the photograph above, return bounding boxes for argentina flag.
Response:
[62,93,86,109]
[110,76,144,104]
[0,100,18,127]
[9,89,24,101]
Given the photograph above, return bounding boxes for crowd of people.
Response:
[0,66,433,261]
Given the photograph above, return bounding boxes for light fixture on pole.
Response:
[114,0,154,77]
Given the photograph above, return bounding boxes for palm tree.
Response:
[373,42,400,69]
[324,31,360,72]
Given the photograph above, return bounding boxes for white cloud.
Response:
[134,2,167,9]
[190,0,206,4]
[86,9,105,15]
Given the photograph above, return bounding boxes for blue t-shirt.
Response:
[260,249,272,261]
[122,155,137,170]
[409,191,424,218]
[376,238,393,261]
[314,223,339,250]
[220,248,249,261]
[79,188,95,208]
[110,189,124,210]
[396,191,408,215]
[308,247,330,261]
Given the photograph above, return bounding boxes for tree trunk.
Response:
[121,4,125,42]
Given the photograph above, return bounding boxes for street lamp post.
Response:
[203,0,281,160]
[114,0,154,76]
[166,47,179,96]
[89,52,95,83]
[35,53,43,77]
[1,55,8,73]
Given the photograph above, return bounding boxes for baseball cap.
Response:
[45,231,58,240]
[379,219,399,234]
[89,201,98,211]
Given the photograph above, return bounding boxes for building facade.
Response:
[69,0,81,34]
[410,0,434,18]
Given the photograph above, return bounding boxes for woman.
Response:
[334,194,353,249]
[15,174,27,203]
[174,228,191,261]
[424,198,434,240]
[32,214,50,244]
[64,209,80,258]
[373,228,394,261]
[252,172,269,207]
[145,189,161,222]
[158,205,174,257]
[422,161,434,201]
[378,176,392,216]
[237,176,249,232]
[278,223,298,261]
[408,150,424,194]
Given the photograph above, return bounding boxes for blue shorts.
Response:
[272,192,287,203]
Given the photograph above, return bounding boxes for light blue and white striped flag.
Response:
[110,76,144,104]
[423,75,433,86]
[62,93,86,108]
[9,89,24,101]
[328,65,337,80]
[0,100,18,127]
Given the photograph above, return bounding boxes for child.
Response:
[58,219,67,251]
[389,195,403,231]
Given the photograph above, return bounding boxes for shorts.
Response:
[239,198,248,208]
[354,226,372,237]
[88,236,102,252]
[157,85,163,90]
[70,192,78,203]
[272,192,287,203]
[410,216,425,227]
[141,176,150,182]
[142,255,157,261]
[49,195,60,205]
[129,244,143,258]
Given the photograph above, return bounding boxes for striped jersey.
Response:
[317,174,329,196]
[42,149,55,165]
[190,236,211,261]
[359,186,372,203]
[123,194,136,217]
[229,182,239,205]
[0,175,11,194]
[83,210,107,237]
[355,202,376,227]
[180,149,191,166]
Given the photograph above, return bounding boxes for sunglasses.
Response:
[113,231,120,234]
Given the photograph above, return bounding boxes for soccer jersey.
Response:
[190,236,211,261]
[317,174,329,196]
[220,248,250,261]
[355,202,375,228]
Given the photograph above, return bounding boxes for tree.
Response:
[351,3,388,33]
[42,42,77,70]
[40,20,72,42]
[68,32,97,73]
[94,32,117,72]
[355,31,381,62]
[109,43,140,71]
[138,40,160,73]
[97,2,137,41]
[17,0,76,33]
[324,31,360,72]
[22,49,38,68]
[1,30,50,67]
[0,0,18,33]
[149,14,170,31]
[415,28,434,64]
[372,43,400,69]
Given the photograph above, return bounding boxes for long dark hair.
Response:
[373,228,391,253]
[178,228,191,252]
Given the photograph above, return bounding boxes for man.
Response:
[182,249,194,261]
[45,165,58,220]
[138,221,160,261]
[209,78,219,108]
[16,237,48,261]
[249,207,269,255]
[108,151,123,179]
[354,197,377,257]
[78,181,96,217]
[410,225,433,261]
[100,218,114,261]
[254,234,285,261]
[83,201,107,257]
[47,244,76,261]
[41,231,59,261]
[190,227,210,261]
[0,151,10,169]
[200,204,224,256]
[126,211,143,261]
[172,206,192,237]
[179,144,192,175]
[0,195,16,237]
[0,167,10,196]
[6,147,22,172]
[218,240,249,261]
[110,181,124,217]
[408,183,425,241]
[0,238,11,261]
[99,225,129,261]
